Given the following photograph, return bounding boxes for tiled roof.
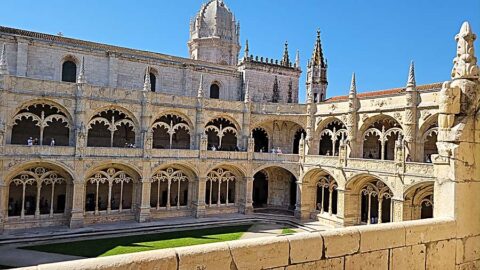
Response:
[325,82,442,102]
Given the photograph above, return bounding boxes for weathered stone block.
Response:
[426,239,456,270]
[228,237,289,270]
[176,242,232,270]
[285,257,344,270]
[358,222,405,252]
[322,227,360,258]
[405,218,456,245]
[390,244,426,270]
[345,250,389,270]
[286,232,323,264]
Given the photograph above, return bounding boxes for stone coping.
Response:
[15,218,455,270]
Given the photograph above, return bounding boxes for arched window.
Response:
[61,61,77,83]
[150,168,189,210]
[149,73,156,92]
[360,180,392,224]
[205,168,236,207]
[319,120,347,156]
[252,128,269,152]
[316,176,338,215]
[210,83,220,99]
[205,118,238,151]
[293,129,306,154]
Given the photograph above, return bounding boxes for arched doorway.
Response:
[403,182,434,220]
[252,171,268,208]
[253,167,297,214]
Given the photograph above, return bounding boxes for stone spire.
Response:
[295,50,300,68]
[311,30,326,68]
[281,41,290,66]
[0,43,8,75]
[272,76,280,103]
[349,72,357,99]
[244,39,249,60]
[244,80,250,103]
[197,74,204,98]
[406,61,416,89]
[451,21,479,79]
[307,29,328,102]
[143,67,151,91]
[76,57,86,84]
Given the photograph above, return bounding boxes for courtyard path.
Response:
[0,245,84,268]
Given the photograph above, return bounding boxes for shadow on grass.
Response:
[22,225,251,258]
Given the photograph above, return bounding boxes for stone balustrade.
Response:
[1,145,75,156]
[18,218,463,270]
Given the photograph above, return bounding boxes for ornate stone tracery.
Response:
[9,166,67,218]
[86,168,134,214]
[87,109,136,147]
[316,176,338,215]
[11,104,71,145]
[206,168,236,207]
[150,168,189,210]
[360,180,393,224]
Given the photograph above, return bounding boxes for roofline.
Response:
[324,82,443,102]
[0,25,238,71]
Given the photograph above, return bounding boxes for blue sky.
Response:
[1,0,479,102]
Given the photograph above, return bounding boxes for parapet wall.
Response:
[17,218,480,270]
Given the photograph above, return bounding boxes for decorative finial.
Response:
[349,72,356,98]
[406,61,416,88]
[451,21,479,79]
[0,43,8,75]
[197,74,204,98]
[77,57,86,84]
[244,80,250,103]
[295,50,300,68]
[282,41,290,67]
[143,67,151,91]
[244,39,249,59]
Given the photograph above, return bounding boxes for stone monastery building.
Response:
[0,0,478,250]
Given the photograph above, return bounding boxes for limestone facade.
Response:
[0,7,479,269]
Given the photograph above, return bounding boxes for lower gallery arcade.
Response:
[3,161,434,229]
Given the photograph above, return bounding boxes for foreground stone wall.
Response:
[18,218,480,270]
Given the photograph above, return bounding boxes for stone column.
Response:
[0,182,7,233]
[391,198,404,222]
[193,177,206,218]
[69,180,85,228]
[241,176,254,214]
[136,178,151,223]
[342,189,359,226]
[294,180,311,220]
[336,189,345,221]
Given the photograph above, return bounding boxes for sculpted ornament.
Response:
[438,81,460,129]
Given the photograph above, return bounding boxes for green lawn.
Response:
[23,225,251,258]
[281,228,297,235]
